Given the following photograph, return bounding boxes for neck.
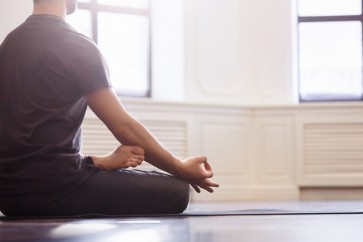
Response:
[33,1,66,19]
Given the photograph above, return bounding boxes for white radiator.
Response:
[80,117,188,169]
[304,123,363,175]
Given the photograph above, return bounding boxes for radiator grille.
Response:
[81,118,188,159]
[141,120,187,159]
[304,123,363,174]
[80,118,117,156]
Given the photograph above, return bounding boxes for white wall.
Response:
[150,0,185,101]
[0,0,298,106]
[185,0,298,105]
[0,1,33,43]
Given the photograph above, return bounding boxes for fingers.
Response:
[191,178,220,193]
[203,160,212,172]
[198,156,214,177]
[192,184,214,193]
[194,155,207,165]
[201,179,219,193]
[201,185,214,193]
[191,184,201,193]
[201,161,214,178]
[205,178,220,188]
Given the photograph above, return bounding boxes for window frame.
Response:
[297,1,363,102]
[78,0,152,98]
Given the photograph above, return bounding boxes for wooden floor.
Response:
[1,201,363,242]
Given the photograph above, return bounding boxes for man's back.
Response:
[0,15,110,195]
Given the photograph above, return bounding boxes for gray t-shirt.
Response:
[0,15,111,194]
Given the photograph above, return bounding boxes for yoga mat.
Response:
[181,209,363,216]
[182,201,363,216]
[1,201,362,220]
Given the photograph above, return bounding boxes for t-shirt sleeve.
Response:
[65,36,112,96]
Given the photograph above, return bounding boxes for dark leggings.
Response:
[0,168,190,217]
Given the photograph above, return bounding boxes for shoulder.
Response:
[62,31,105,67]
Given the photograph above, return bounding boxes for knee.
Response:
[172,179,190,214]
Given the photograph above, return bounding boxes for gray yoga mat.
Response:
[182,201,363,216]
[1,201,362,219]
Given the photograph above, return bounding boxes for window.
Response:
[67,0,151,97]
[298,0,363,101]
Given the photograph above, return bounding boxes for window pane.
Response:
[299,0,362,16]
[299,21,363,100]
[66,10,92,39]
[98,12,150,96]
[97,0,149,8]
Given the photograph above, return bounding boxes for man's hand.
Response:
[177,156,220,193]
[92,145,145,171]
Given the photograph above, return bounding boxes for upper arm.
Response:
[85,88,133,137]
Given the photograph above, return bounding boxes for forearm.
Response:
[113,115,183,177]
[85,88,182,176]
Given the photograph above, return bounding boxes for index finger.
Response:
[203,160,212,172]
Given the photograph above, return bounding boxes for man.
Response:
[0,0,219,216]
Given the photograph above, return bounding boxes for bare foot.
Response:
[111,145,145,168]
[93,145,145,170]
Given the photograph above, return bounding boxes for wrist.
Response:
[172,157,185,178]
[84,156,94,167]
